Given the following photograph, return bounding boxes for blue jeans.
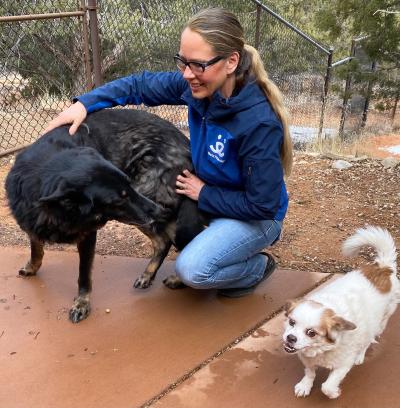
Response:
[175,218,282,290]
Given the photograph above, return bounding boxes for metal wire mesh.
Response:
[2,1,396,155]
[0,0,88,152]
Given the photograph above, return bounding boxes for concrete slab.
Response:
[155,293,400,408]
[0,246,327,408]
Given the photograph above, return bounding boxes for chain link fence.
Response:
[1,0,398,155]
[335,37,400,139]
[0,0,92,153]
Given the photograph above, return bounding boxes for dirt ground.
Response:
[1,134,399,276]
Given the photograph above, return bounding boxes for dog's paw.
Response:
[294,378,313,397]
[321,383,341,399]
[134,275,153,289]
[355,348,368,365]
[163,275,187,289]
[19,261,40,276]
[69,296,91,323]
[355,354,365,365]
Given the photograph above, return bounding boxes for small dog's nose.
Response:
[287,334,297,343]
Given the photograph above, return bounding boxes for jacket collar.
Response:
[181,79,266,120]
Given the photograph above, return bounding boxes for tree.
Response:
[314,0,399,114]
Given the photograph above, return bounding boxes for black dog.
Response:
[5,129,165,322]
[72,110,206,287]
[6,109,204,322]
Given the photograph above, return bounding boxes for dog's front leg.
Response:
[69,232,97,323]
[19,236,44,276]
[321,365,352,399]
[294,365,316,397]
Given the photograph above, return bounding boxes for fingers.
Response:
[175,170,204,201]
[43,101,87,136]
[69,120,80,136]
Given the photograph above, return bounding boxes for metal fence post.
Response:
[87,0,102,87]
[392,90,399,122]
[338,38,356,140]
[255,4,261,50]
[80,0,93,91]
[318,47,334,144]
[361,60,377,129]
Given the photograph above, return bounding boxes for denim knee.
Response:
[175,250,212,288]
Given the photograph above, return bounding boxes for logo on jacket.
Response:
[209,134,226,163]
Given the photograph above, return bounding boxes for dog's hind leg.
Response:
[19,236,44,276]
[134,231,172,289]
[69,231,96,323]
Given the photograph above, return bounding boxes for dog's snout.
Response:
[287,334,297,344]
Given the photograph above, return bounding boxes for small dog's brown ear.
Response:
[332,315,357,331]
[283,299,297,317]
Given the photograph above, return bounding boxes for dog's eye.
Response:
[306,329,317,337]
[121,190,127,198]
[289,318,295,327]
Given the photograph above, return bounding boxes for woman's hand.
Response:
[176,169,205,201]
[44,101,87,135]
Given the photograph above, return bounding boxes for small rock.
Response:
[332,160,353,170]
[381,157,399,169]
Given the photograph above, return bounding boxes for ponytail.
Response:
[242,45,293,177]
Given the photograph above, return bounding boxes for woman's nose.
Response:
[183,65,196,79]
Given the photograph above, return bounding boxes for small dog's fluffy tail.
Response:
[342,226,397,272]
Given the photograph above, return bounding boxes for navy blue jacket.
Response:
[76,71,288,221]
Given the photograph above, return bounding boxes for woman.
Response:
[45,7,293,297]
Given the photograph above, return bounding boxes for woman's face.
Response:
[178,28,239,100]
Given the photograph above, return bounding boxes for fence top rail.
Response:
[250,0,332,55]
[0,11,85,23]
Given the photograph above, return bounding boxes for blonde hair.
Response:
[186,8,293,176]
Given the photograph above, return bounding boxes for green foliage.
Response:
[0,0,398,112]
[312,0,399,111]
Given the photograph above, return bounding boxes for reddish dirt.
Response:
[1,134,399,275]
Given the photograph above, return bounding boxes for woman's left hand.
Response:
[176,169,205,201]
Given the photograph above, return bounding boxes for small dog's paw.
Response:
[163,275,187,289]
[69,297,91,323]
[321,383,341,399]
[355,354,365,365]
[133,275,153,289]
[294,379,313,397]
[19,261,39,276]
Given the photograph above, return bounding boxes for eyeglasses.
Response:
[174,54,224,74]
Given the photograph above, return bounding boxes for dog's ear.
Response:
[321,308,356,343]
[39,181,71,204]
[39,183,93,215]
[332,315,357,331]
[283,299,298,317]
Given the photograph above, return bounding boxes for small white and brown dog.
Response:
[283,226,399,399]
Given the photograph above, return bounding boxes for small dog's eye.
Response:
[289,319,295,326]
[306,329,317,337]
[121,190,127,198]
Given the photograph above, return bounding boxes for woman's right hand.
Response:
[44,101,87,135]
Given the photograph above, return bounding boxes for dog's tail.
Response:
[342,226,397,272]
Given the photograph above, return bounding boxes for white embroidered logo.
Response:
[209,135,225,158]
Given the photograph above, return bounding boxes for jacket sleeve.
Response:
[75,71,188,113]
[198,121,285,220]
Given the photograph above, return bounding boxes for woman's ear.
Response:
[226,51,240,74]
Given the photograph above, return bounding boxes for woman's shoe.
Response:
[217,252,277,298]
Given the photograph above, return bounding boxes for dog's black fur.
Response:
[6,109,205,322]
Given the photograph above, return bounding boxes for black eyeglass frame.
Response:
[173,54,224,73]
